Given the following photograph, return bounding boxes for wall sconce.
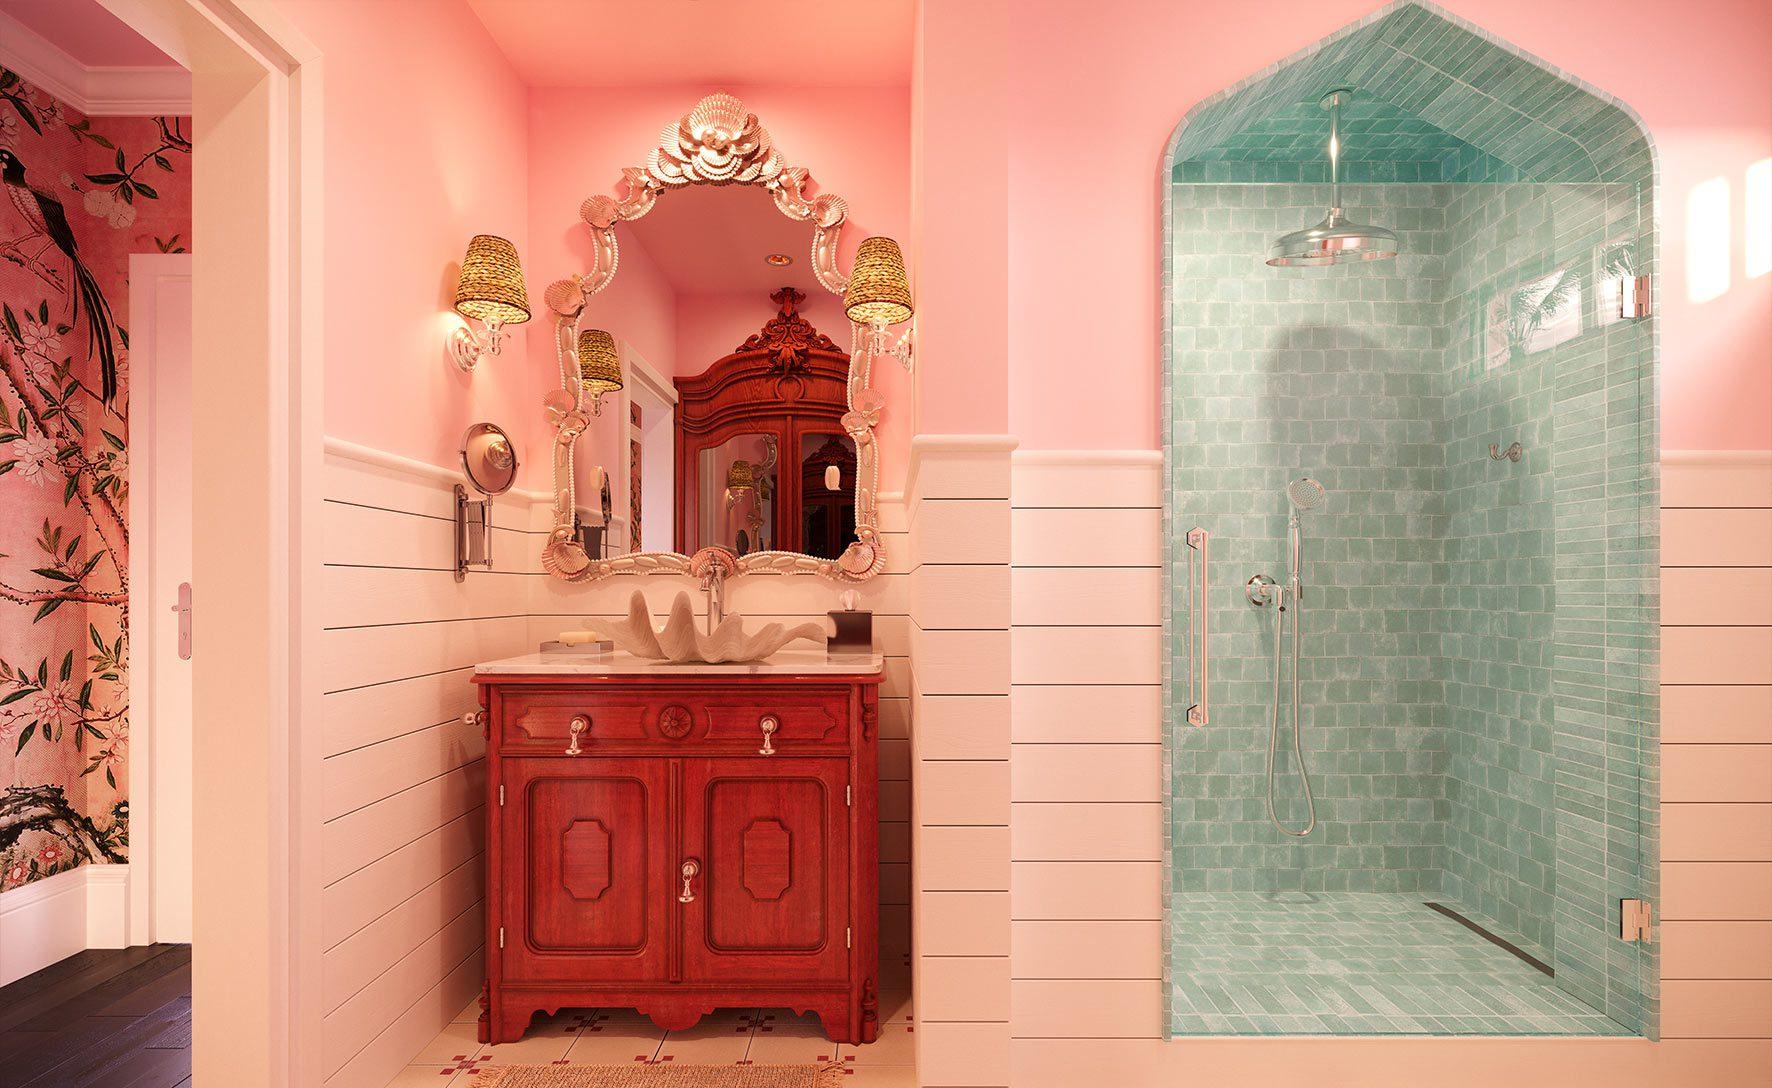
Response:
[577,328,624,415]
[844,236,915,372]
[450,234,531,371]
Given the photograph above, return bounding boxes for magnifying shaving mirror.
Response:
[456,421,518,580]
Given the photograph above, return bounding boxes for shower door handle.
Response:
[1186,527,1208,727]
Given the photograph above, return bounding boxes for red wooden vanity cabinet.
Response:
[472,665,883,1045]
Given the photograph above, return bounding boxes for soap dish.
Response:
[541,639,612,655]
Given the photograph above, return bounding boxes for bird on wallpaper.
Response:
[0,147,120,403]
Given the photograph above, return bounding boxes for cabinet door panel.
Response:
[501,759,668,982]
[682,760,850,983]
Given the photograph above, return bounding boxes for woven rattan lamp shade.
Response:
[577,329,623,396]
[843,236,913,326]
[454,235,531,326]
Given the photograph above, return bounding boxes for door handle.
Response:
[566,715,590,756]
[758,714,779,756]
[678,858,700,903]
[171,582,192,660]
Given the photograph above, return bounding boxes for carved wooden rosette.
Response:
[542,92,887,585]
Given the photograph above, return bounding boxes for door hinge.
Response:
[845,926,852,950]
[1621,898,1654,943]
[1620,274,1651,319]
[498,926,506,949]
[498,784,505,807]
[846,785,852,807]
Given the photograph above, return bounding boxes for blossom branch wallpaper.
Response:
[0,67,191,892]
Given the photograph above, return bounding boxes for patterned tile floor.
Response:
[386,992,914,1085]
[1170,893,1633,1036]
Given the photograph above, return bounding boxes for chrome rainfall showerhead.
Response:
[1267,210,1400,267]
[1266,89,1400,268]
[1286,477,1326,512]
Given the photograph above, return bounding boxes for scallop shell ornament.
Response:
[588,591,827,665]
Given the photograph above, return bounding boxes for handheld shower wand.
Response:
[1266,478,1323,838]
[1285,477,1325,599]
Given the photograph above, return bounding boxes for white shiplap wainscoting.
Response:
[1003,450,1772,1086]
[318,438,912,1088]
[907,436,1017,1088]
[318,442,543,1088]
[1008,452,1166,1052]
[1658,453,1772,1042]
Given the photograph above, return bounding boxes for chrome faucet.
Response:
[701,559,726,635]
[690,546,738,636]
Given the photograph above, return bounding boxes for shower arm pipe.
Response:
[1326,90,1344,218]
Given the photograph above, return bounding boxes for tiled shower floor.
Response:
[1170,893,1632,1036]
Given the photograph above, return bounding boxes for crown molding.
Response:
[0,10,190,117]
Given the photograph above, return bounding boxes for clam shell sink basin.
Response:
[568,590,827,665]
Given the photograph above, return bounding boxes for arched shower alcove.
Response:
[1160,0,1658,1039]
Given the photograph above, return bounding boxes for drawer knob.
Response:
[678,858,700,903]
[758,714,779,756]
[566,715,590,756]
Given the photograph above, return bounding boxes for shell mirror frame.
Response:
[539,93,896,585]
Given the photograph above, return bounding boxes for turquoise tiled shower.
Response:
[1161,2,1657,1038]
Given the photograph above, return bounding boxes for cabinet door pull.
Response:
[678,858,700,903]
[566,715,590,756]
[758,714,779,756]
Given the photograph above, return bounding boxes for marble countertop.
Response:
[474,648,883,677]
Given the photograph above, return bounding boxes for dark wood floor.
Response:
[0,944,192,1088]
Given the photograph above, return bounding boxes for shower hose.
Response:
[1266,585,1318,837]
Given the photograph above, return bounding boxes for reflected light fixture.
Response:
[577,328,623,415]
[765,252,794,267]
[450,234,531,370]
[844,236,915,371]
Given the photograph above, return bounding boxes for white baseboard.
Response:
[85,864,130,949]
[0,863,133,986]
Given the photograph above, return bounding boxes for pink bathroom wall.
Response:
[606,231,679,379]
[270,0,540,484]
[911,0,1009,438]
[576,233,678,487]
[1000,0,1772,452]
[673,289,851,381]
[526,83,913,490]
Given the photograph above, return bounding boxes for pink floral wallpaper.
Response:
[0,68,190,892]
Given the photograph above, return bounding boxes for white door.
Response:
[127,253,193,944]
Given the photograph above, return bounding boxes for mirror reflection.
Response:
[700,433,777,556]
[565,183,863,561]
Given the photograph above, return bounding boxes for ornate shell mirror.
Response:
[540,93,908,584]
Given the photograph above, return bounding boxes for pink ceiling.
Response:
[0,0,176,67]
[622,184,827,298]
[466,0,913,87]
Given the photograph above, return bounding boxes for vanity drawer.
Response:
[496,686,852,754]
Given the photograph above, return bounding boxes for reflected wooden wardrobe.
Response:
[674,288,859,559]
